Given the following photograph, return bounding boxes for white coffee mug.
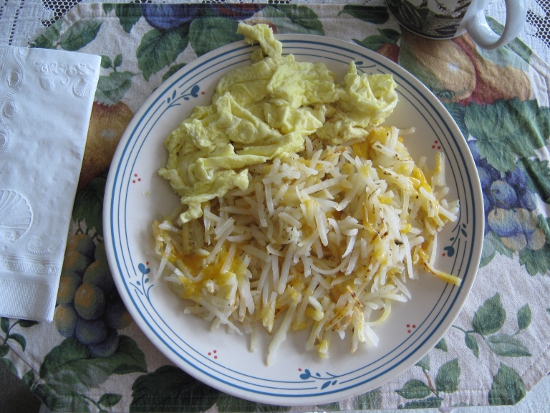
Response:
[386,0,526,49]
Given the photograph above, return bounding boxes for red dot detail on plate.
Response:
[443,253,447,257]
[213,350,217,353]
[407,324,410,328]
[438,146,441,150]
[132,180,135,183]
[413,325,416,328]
[434,140,438,144]
[214,356,218,359]
[201,92,206,95]
[298,368,302,371]
[208,352,211,356]
[408,330,411,333]
[432,145,435,149]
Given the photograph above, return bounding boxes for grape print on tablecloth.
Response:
[55,234,133,356]
[42,234,147,411]
[468,140,539,240]
[451,97,550,276]
[468,137,550,274]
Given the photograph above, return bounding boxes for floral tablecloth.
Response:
[2,2,550,412]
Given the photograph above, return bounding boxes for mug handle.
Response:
[463,0,526,49]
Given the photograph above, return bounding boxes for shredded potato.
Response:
[153,126,460,364]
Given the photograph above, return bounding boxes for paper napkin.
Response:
[0,46,100,322]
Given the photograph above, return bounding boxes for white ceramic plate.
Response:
[104,35,483,406]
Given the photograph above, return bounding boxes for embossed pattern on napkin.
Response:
[0,46,100,322]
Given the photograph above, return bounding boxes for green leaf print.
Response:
[537,215,550,240]
[22,369,35,387]
[518,243,550,276]
[0,357,17,375]
[137,26,190,81]
[189,17,242,57]
[102,3,115,14]
[17,320,39,328]
[397,356,461,408]
[100,55,112,69]
[99,393,123,407]
[130,365,220,412]
[482,230,514,268]
[443,102,468,139]
[434,338,448,352]
[1,317,8,333]
[95,71,135,106]
[489,363,526,405]
[0,344,8,358]
[1,319,36,357]
[375,28,400,41]
[472,293,506,336]
[102,335,147,375]
[485,333,531,357]
[485,17,532,66]
[517,304,532,331]
[338,5,390,24]
[162,63,187,82]
[59,19,103,51]
[262,5,325,35]
[396,379,432,399]
[113,54,123,69]
[415,354,430,371]
[40,336,146,391]
[435,359,460,393]
[465,332,479,358]
[217,393,290,412]
[8,333,25,351]
[31,19,62,49]
[352,388,382,409]
[479,236,496,267]
[520,157,550,204]
[115,3,143,34]
[73,173,106,237]
[33,335,139,409]
[353,28,401,52]
[466,99,550,174]
[34,382,90,412]
[456,298,533,359]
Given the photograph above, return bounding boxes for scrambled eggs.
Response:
[159,23,398,224]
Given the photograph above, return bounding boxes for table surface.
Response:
[2,1,550,412]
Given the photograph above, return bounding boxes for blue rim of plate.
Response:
[104,34,483,406]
